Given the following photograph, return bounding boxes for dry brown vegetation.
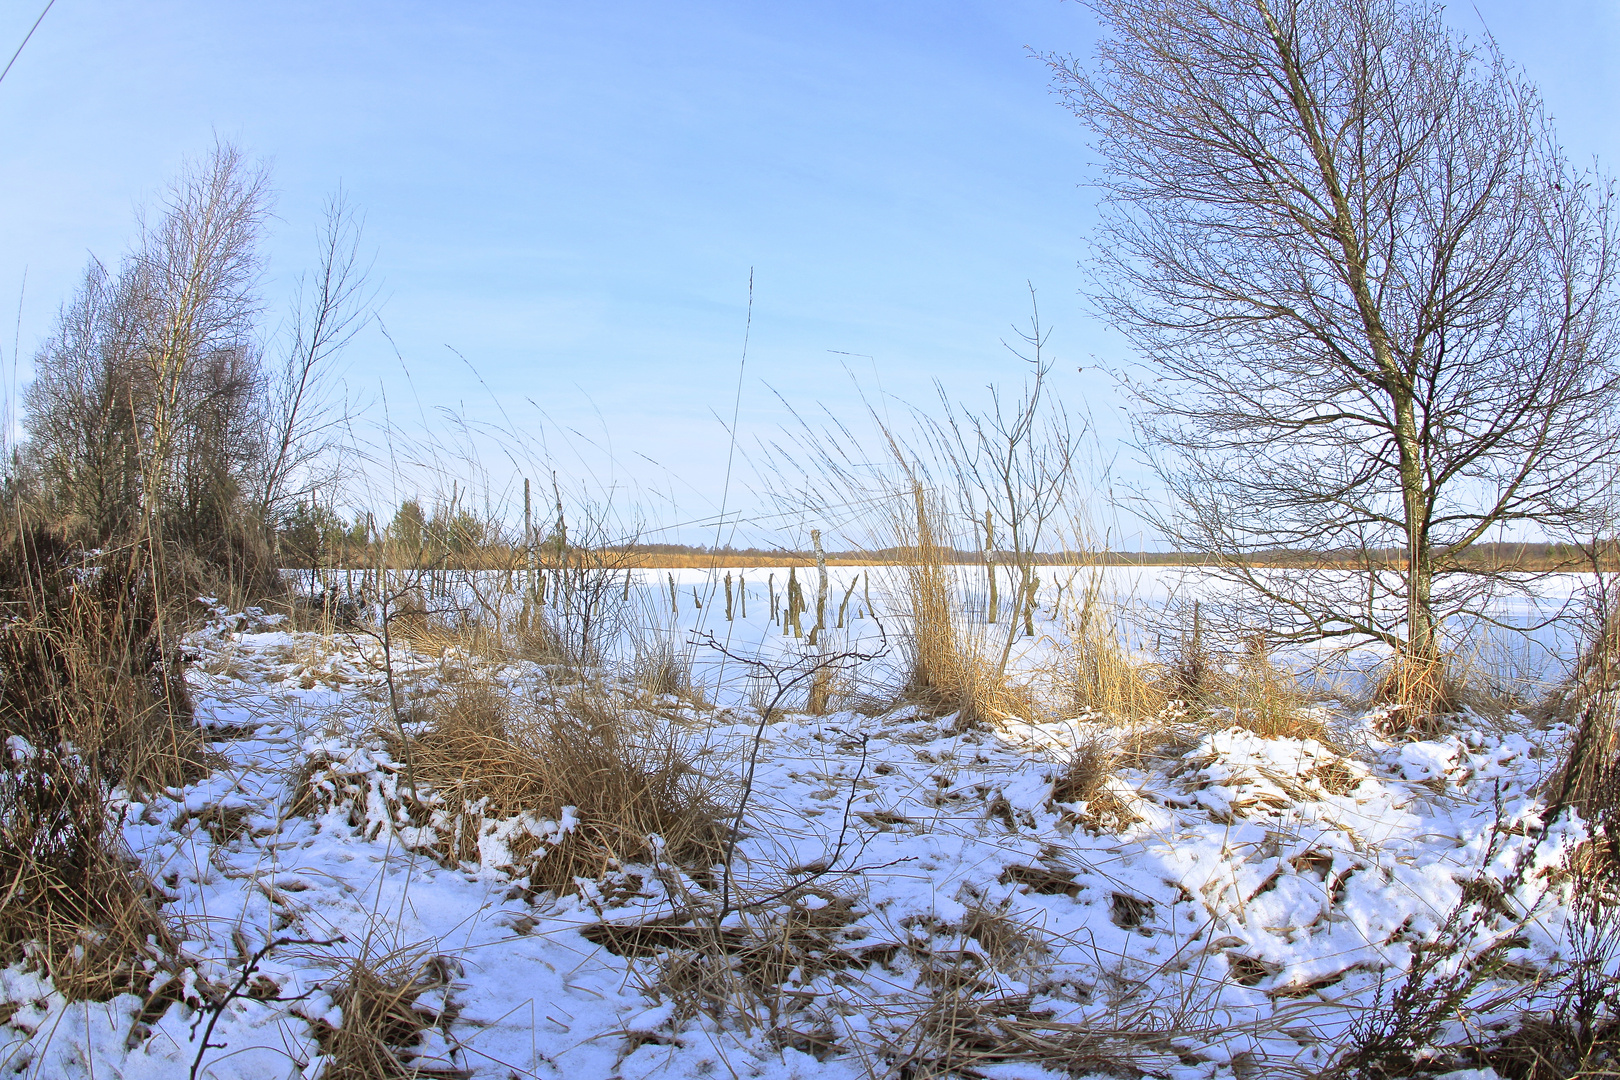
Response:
[398,675,728,895]
[312,943,468,1080]
[893,485,1038,730]
[1057,583,1166,724]
[0,527,206,1001]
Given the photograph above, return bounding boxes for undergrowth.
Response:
[0,527,204,1000]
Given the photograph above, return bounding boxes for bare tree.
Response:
[131,140,271,531]
[24,141,271,554]
[919,293,1086,674]
[23,260,142,537]
[1049,0,1620,700]
[255,189,371,534]
[21,140,369,597]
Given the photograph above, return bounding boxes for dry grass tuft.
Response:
[895,485,1030,729]
[514,609,575,667]
[0,827,178,1001]
[633,632,696,700]
[1059,592,1166,723]
[1548,599,1620,789]
[1224,636,1326,742]
[314,944,468,1080]
[586,885,867,1040]
[406,676,727,895]
[1542,597,1620,888]
[0,529,209,793]
[1160,599,1216,706]
[879,979,1179,1080]
[1049,736,1141,833]
[960,902,1047,973]
[1371,654,1469,737]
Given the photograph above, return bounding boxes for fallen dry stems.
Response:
[312,942,469,1080]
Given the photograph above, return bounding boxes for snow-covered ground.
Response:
[0,568,1604,1079]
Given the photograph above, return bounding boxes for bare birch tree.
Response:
[918,294,1086,675]
[21,140,367,594]
[1049,0,1620,703]
[132,140,270,529]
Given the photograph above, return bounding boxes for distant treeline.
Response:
[279,523,1617,572]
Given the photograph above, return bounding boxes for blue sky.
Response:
[1,1,1615,547]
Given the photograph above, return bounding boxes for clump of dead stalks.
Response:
[0,527,201,999]
[312,942,468,1080]
[1049,735,1140,833]
[0,528,208,792]
[894,484,1034,729]
[1370,654,1473,738]
[1543,590,1620,890]
[1222,634,1325,743]
[400,675,727,895]
[1059,585,1165,724]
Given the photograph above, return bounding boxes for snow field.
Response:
[0,569,1603,1079]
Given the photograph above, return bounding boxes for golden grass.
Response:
[1058,583,1166,724]
[403,676,727,895]
[1049,736,1141,833]
[1370,654,1472,738]
[894,484,1031,729]
[1222,636,1326,742]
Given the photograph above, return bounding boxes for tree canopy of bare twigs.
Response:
[915,296,1087,671]
[19,141,367,592]
[256,189,372,534]
[1048,0,1620,685]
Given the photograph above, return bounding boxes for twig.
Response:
[188,934,344,1080]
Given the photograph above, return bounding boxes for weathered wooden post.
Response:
[836,575,858,629]
[785,566,804,637]
[809,529,829,645]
